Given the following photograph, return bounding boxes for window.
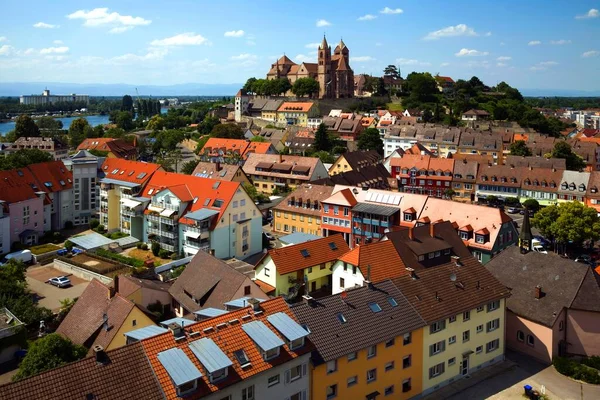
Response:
[559,321,564,331]
[347,375,358,387]
[368,303,382,313]
[265,348,279,360]
[476,346,483,354]
[267,374,280,387]
[339,278,345,288]
[476,325,483,333]
[487,318,500,332]
[337,313,347,324]
[347,352,357,361]
[403,332,412,345]
[463,311,470,321]
[449,335,456,344]
[449,315,456,323]
[352,265,357,275]
[385,385,394,396]
[241,385,254,400]
[367,368,377,383]
[326,360,337,374]
[460,231,469,240]
[385,361,395,371]
[477,305,484,312]
[486,339,500,353]
[367,345,377,359]
[402,378,412,393]
[132,319,137,327]
[429,362,445,379]
[527,334,535,347]
[487,300,500,312]
[403,355,411,369]
[344,207,349,216]
[476,235,485,244]
[448,357,456,366]
[462,330,470,343]
[430,320,446,334]
[244,285,251,295]
[264,267,270,277]
[290,337,304,350]
[517,330,524,342]
[388,297,398,307]
[429,340,445,356]
[177,380,197,396]
[385,338,395,348]
[326,384,337,399]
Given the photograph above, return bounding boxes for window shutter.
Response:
[302,363,307,377]
[302,390,307,400]
[284,370,291,384]
[441,362,445,374]
[429,344,434,357]
[428,366,433,379]
[441,341,446,352]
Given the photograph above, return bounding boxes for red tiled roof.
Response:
[459,224,473,231]
[200,138,249,156]
[78,138,137,159]
[243,141,273,158]
[403,207,416,213]
[27,160,74,193]
[260,235,350,275]
[475,227,490,235]
[278,102,315,113]
[254,279,276,293]
[0,169,42,204]
[141,297,313,400]
[338,240,407,282]
[101,159,161,185]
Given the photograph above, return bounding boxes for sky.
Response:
[0,0,599,92]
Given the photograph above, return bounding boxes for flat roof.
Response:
[279,232,322,245]
[159,317,195,328]
[193,308,228,318]
[100,178,141,188]
[68,232,114,250]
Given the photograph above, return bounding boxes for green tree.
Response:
[509,140,532,156]
[36,116,63,130]
[151,241,160,256]
[14,115,40,138]
[533,201,600,246]
[314,123,332,152]
[121,95,134,112]
[291,77,320,98]
[384,65,400,79]
[242,182,268,203]
[181,159,200,175]
[404,72,438,103]
[274,78,292,96]
[115,111,135,131]
[13,334,87,381]
[146,115,165,131]
[357,128,384,155]
[551,141,586,171]
[210,123,244,139]
[243,77,257,93]
[522,199,540,212]
[250,136,267,142]
[313,150,335,164]
[0,149,53,170]
[197,116,220,135]
[444,188,456,200]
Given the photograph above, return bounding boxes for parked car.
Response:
[507,207,520,214]
[2,249,33,265]
[575,254,593,265]
[531,239,548,254]
[533,235,551,248]
[49,276,71,288]
[263,232,275,241]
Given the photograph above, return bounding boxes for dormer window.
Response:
[533,179,539,186]
[460,231,469,240]
[482,175,488,181]
[491,176,497,182]
[475,234,485,244]
[550,182,556,188]
[404,212,414,221]
[209,367,228,383]
[467,174,475,180]
[541,181,547,187]
[265,347,280,360]
[561,182,568,190]
[592,187,598,193]
[579,184,586,192]
[511,177,517,183]
[290,337,305,350]
[500,177,506,183]
[569,183,576,191]
[525,179,531,185]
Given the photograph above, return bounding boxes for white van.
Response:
[532,239,548,254]
[3,249,33,264]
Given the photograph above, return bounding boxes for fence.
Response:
[53,259,114,285]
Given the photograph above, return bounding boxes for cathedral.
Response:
[266,36,354,99]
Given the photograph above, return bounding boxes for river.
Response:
[0,114,111,135]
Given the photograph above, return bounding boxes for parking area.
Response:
[26,265,90,312]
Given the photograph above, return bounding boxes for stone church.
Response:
[266,36,354,99]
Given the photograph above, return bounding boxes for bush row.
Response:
[94,248,145,268]
[553,357,600,384]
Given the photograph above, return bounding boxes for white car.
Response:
[49,276,71,288]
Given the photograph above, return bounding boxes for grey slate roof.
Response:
[485,246,599,327]
[291,280,426,363]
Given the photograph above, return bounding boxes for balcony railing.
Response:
[160,243,176,252]
[122,208,142,217]
[148,227,160,235]
[161,230,178,239]
[151,202,179,212]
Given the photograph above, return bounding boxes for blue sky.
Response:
[0,0,599,91]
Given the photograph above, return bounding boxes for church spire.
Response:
[320,34,328,50]
[339,37,346,50]
[519,208,533,253]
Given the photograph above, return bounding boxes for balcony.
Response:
[161,230,178,239]
[122,208,142,217]
[148,227,160,235]
[160,243,176,252]
[370,219,380,227]
[184,240,210,250]
[362,218,372,225]
[380,220,390,228]
[352,217,362,223]
[151,202,179,212]
[353,227,363,235]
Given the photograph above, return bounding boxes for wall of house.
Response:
[329,156,353,176]
[255,257,277,290]
[0,214,10,255]
[230,277,269,301]
[505,311,554,363]
[303,261,334,293]
[311,328,424,400]
[566,309,600,357]
[106,307,155,351]
[107,187,121,231]
[310,162,329,182]
[58,189,73,229]
[331,260,366,294]
[273,209,321,236]
[9,198,44,245]
[421,300,505,395]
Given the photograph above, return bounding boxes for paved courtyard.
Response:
[26,265,90,312]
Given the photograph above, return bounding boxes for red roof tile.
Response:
[101,159,161,185]
[338,240,408,282]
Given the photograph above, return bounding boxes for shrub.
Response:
[553,357,600,384]
[170,252,180,260]
[52,232,63,243]
[581,356,600,371]
[94,248,144,268]
[96,224,105,233]
[89,219,100,230]
[64,240,74,251]
[151,242,160,256]
[136,243,142,249]
[141,243,149,250]
[158,249,170,259]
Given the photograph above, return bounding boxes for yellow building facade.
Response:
[106,306,156,351]
[272,183,333,236]
[276,102,318,127]
[273,209,321,235]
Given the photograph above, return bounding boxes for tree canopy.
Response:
[36,116,63,131]
[121,95,134,113]
[210,123,244,139]
[291,77,320,98]
[14,115,40,139]
[357,128,384,155]
[242,78,292,96]
[181,159,200,175]
[509,140,532,157]
[551,141,586,171]
[13,334,87,381]
[533,201,600,246]
[0,149,53,170]
[384,65,400,79]
[313,123,332,152]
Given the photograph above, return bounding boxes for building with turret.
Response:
[266,36,354,99]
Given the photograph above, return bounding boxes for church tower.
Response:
[318,35,331,99]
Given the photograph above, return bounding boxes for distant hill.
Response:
[521,88,600,97]
[0,82,244,97]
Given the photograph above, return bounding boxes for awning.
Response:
[148,205,164,213]
[160,209,177,217]
[462,350,474,356]
[185,231,201,239]
[120,198,141,208]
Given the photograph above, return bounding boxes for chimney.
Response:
[113,275,119,295]
[429,222,436,238]
[168,322,184,338]
[216,161,222,172]
[534,285,542,299]
[247,297,262,312]
[302,295,314,305]
[279,153,283,163]
[408,227,414,240]
[93,345,109,365]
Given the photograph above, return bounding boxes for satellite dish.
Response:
[450,273,457,282]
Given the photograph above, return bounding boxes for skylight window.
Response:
[136,172,147,179]
[128,171,134,176]
[368,302,382,313]
[17,170,23,177]
[388,298,398,307]
[59,180,65,186]
[148,189,154,195]
[111,169,119,174]
[337,313,347,324]
[234,349,251,368]
[44,182,53,188]
[300,249,310,258]
[213,199,224,208]
[203,198,211,206]
[328,242,338,251]
[212,181,221,189]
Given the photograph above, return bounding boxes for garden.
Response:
[553,356,600,384]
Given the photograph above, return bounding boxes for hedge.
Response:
[554,357,600,384]
[94,248,144,268]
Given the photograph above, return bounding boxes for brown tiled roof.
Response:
[463,109,490,116]
[168,251,267,314]
[0,342,164,400]
[141,297,313,400]
[274,183,334,217]
[393,249,510,323]
[101,158,161,185]
[505,155,566,170]
[313,164,391,189]
[452,158,479,182]
[56,280,137,353]
[259,234,349,275]
[191,162,246,181]
[586,171,600,199]
[339,150,381,171]
[291,280,426,362]
[520,167,563,192]
[78,138,137,159]
[243,153,324,181]
[477,164,523,187]
[337,240,408,282]
[117,275,171,298]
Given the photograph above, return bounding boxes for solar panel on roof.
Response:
[188,338,233,374]
[241,320,284,352]
[366,192,374,201]
[266,312,309,342]
[381,194,390,204]
[212,181,220,189]
[157,348,203,386]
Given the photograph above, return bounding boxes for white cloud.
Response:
[497,56,511,61]
[0,36,7,42]
[0,45,14,56]
[231,53,257,60]
[465,60,490,68]
[539,61,558,66]
[530,66,546,71]
[485,31,492,37]
[528,40,541,46]
[295,53,316,63]
[500,42,505,46]
[440,62,450,67]
[353,56,375,62]
[497,62,507,67]
[44,55,67,61]
[550,39,571,45]
[316,19,331,27]
[53,40,63,45]
[224,30,245,37]
[33,22,59,29]
[358,14,377,21]
[575,9,599,19]
[40,46,69,54]
[66,8,151,32]
[455,48,488,57]
[582,50,599,58]
[380,7,403,14]
[396,58,431,66]
[109,48,167,64]
[530,61,558,71]
[305,42,320,49]
[150,32,210,47]
[424,24,478,40]
[23,48,35,55]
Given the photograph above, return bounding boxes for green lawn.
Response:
[29,243,61,255]
[386,103,404,112]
